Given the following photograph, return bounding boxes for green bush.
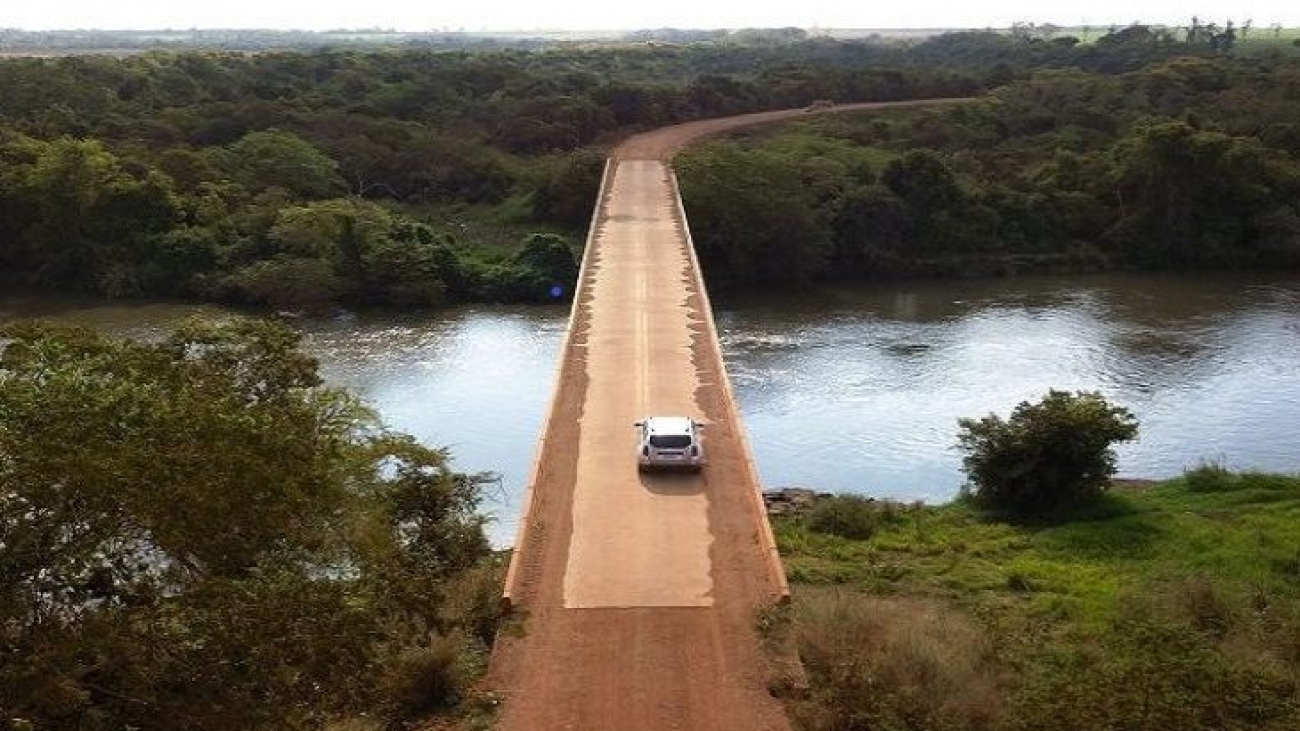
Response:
[437,559,510,646]
[378,633,476,721]
[1011,583,1300,731]
[1237,471,1300,493]
[219,255,346,309]
[1185,463,1300,494]
[1185,460,1239,492]
[957,390,1138,517]
[530,149,605,229]
[481,233,579,302]
[807,495,907,540]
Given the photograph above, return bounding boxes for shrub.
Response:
[481,233,579,302]
[437,558,509,646]
[957,390,1138,517]
[1182,463,1299,495]
[530,148,605,228]
[790,589,1002,731]
[1012,583,1300,731]
[1185,459,1238,492]
[378,633,476,721]
[1237,471,1300,493]
[807,495,905,540]
[220,255,346,309]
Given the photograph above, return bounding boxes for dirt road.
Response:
[488,99,965,731]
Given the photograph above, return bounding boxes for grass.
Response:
[790,589,1003,731]
[774,470,1300,731]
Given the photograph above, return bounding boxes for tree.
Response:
[1211,21,1237,52]
[1106,120,1291,266]
[219,255,347,308]
[881,149,962,217]
[677,144,833,288]
[483,233,580,302]
[0,319,497,730]
[213,129,345,199]
[495,95,614,152]
[830,183,908,275]
[880,149,973,255]
[531,149,605,229]
[359,224,455,307]
[262,198,464,307]
[4,136,180,294]
[957,390,1138,516]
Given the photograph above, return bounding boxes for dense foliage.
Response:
[957,390,1139,516]
[0,39,984,308]
[678,40,1300,289]
[2,28,1299,304]
[0,319,504,729]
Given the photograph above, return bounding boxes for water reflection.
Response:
[4,271,1299,545]
[718,272,1300,500]
[303,308,568,546]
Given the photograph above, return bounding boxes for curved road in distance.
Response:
[488,98,970,731]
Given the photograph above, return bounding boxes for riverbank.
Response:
[8,271,1300,531]
[768,469,1300,730]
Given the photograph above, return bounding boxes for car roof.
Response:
[643,416,695,434]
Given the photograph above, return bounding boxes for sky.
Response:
[5,1,1299,32]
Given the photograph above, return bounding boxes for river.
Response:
[3,271,1298,545]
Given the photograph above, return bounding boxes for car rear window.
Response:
[649,434,692,449]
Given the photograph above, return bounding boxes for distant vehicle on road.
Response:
[635,416,705,472]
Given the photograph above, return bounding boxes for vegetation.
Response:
[4,26,1297,305]
[678,35,1300,289]
[0,27,869,54]
[0,28,565,53]
[0,319,505,730]
[0,38,983,309]
[774,469,1300,731]
[957,390,1139,517]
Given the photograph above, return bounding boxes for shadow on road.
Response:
[638,471,706,496]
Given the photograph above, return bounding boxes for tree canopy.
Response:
[676,46,1300,288]
[2,27,1298,304]
[0,319,501,729]
[957,390,1140,516]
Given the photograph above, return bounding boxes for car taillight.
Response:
[642,446,650,456]
[690,446,699,456]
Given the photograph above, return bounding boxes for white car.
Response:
[634,416,706,472]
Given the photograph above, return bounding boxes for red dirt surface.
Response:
[486,99,966,731]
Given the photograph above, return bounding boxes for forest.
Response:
[6,26,1295,311]
[0,37,987,309]
[676,27,1300,288]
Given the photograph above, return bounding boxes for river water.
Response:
[4,271,1299,545]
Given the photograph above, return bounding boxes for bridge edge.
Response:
[500,157,614,611]
[666,168,792,605]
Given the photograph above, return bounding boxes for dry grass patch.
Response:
[789,587,1003,731]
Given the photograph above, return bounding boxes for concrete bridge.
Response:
[488,100,965,731]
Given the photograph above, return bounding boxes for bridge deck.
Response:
[489,157,789,731]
